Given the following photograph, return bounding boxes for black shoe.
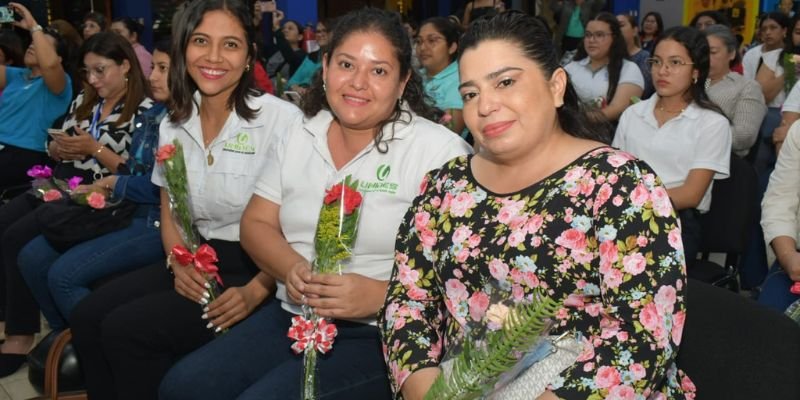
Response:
[0,353,27,377]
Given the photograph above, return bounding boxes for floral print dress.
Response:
[380,147,695,399]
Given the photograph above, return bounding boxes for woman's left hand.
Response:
[204,285,261,331]
[56,126,99,157]
[304,273,388,319]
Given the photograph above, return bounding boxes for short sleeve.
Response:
[150,117,176,188]
[252,120,294,205]
[619,60,645,90]
[783,81,800,114]
[690,113,731,180]
[763,122,800,246]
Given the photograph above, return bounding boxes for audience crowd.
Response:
[0,0,798,398]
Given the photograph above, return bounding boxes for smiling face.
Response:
[149,50,171,102]
[185,9,250,101]
[322,31,409,134]
[458,39,565,160]
[316,22,329,47]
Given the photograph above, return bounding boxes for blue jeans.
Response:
[17,216,163,331]
[758,262,800,313]
[159,300,392,400]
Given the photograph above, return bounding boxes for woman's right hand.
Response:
[9,2,36,31]
[171,257,212,304]
[285,259,312,304]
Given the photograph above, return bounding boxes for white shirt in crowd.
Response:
[564,57,645,104]
[762,121,800,265]
[782,80,800,113]
[255,108,473,323]
[152,92,303,241]
[613,95,731,213]
[742,44,786,108]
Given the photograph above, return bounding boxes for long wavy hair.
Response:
[301,8,438,153]
[574,12,629,102]
[168,0,260,124]
[459,11,612,143]
[75,32,149,127]
[656,26,729,121]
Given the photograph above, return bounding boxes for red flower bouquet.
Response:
[289,174,363,400]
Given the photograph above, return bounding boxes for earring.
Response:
[397,98,404,108]
[693,77,697,84]
[245,64,250,72]
[323,82,327,92]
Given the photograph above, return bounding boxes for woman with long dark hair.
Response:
[565,12,644,122]
[382,11,691,400]
[640,11,662,54]
[614,26,732,265]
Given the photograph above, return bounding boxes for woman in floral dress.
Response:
[380,11,695,400]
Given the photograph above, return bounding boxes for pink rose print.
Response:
[467,291,489,321]
[419,228,437,249]
[585,303,602,317]
[622,252,647,275]
[681,374,697,393]
[455,247,470,263]
[564,166,586,182]
[389,360,411,389]
[629,363,647,380]
[430,196,441,208]
[452,225,472,244]
[599,240,619,267]
[650,186,673,217]
[593,183,613,214]
[603,267,623,289]
[612,194,624,206]
[639,302,660,332]
[668,227,683,251]
[488,258,509,281]
[445,279,469,302]
[607,384,636,400]
[408,285,428,300]
[630,182,650,207]
[414,211,430,232]
[607,152,632,167]
[507,229,525,247]
[427,338,442,360]
[397,263,420,286]
[576,337,595,361]
[449,192,475,217]
[672,310,686,345]
[468,234,481,248]
[655,285,677,314]
[636,235,649,247]
[418,176,429,195]
[555,228,587,250]
[440,192,453,213]
[525,214,544,234]
[594,366,621,389]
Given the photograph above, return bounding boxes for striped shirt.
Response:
[707,72,767,156]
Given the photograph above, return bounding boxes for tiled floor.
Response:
[0,328,50,400]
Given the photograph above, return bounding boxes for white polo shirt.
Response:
[783,80,800,113]
[153,92,302,241]
[564,57,645,104]
[613,95,731,213]
[255,109,473,322]
[742,45,785,108]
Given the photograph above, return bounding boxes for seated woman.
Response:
[640,11,662,55]
[286,19,330,91]
[17,39,172,343]
[564,12,644,122]
[0,30,151,377]
[381,11,692,400]
[617,13,654,99]
[614,26,731,265]
[110,17,152,77]
[0,3,72,193]
[690,10,730,31]
[760,120,800,312]
[80,11,106,41]
[158,8,472,400]
[705,24,767,157]
[417,17,467,135]
[68,1,301,398]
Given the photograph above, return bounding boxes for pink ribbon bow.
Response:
[287,316,338,354]
[171,244,224,286]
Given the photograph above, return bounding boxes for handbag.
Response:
[35,198,138,252]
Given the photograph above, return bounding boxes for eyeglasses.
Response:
[80,63,115,80]
[414,36,445,47]
[584,31,612,41]
[646,58,695,71]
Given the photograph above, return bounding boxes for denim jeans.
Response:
[17,215,163,331]
[758,262,800,313]
[159,300,392,400]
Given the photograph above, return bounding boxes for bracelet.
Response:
[166,253,175,274]
[30,25,43,33]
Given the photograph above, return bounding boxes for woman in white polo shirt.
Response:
[68,1,302,399]
[564,12,644,122]
[614,26,731,265]
[158,8,472,400]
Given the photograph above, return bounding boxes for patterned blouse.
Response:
[380,147,695,399]
[56,91,153,181]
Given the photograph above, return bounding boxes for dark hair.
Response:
[690,10,730,28]
[459,11,611,143]
[618,14,641,47]
[760,12,792,55]
[0,30,23,66]
[419,17,462,63]
[153,39,171,55]
[641,11,663,38]
[283,20,303,46]
[112,17,143,42]
[704,24,741,68]
[76,32,150,127]
[301,8,438,153]
[574,12,629,101]
[43,28,71,73]
[82,11,107,31]
[169,0,260,124]
[656,26,728,121]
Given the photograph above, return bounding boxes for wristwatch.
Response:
[30,25,43,33]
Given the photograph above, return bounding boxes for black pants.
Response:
[678,208,701,267]
[0,144,50,196]
[0,193,43,335]
[69,239,259,400]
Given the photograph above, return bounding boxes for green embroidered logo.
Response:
[223,132,256,154]
[376,164,391,181]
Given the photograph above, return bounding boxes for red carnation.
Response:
[156,144,176,164]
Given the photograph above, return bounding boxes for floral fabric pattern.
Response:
[380,147,694,399]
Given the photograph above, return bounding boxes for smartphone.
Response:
[284,90,302,103]
[0,7,14,24]
[47,129,67,139]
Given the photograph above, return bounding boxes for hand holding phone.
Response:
[47,129,67,140]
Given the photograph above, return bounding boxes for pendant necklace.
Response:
[204,136,215,166]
